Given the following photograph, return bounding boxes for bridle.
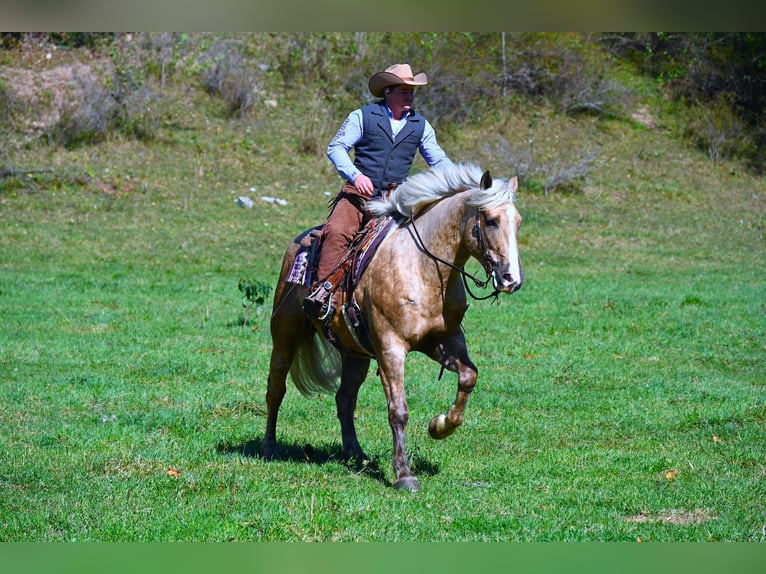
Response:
[407,209,501,302]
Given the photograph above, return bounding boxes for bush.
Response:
[115,85,162,141]
[600,33,766,168]
[480,105,602,196]
[686,93,749,163]
[46,74,116,147]
[0,77,18,126]
[199,39,261,119]
[550,51,633,118]
[45,33,115,49]
[501,34,632,119]
[45,61,162,147]
[484,129,600,195]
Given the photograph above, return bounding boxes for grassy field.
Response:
[1,40,765,542]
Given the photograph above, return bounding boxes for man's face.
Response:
[387,85,415,111]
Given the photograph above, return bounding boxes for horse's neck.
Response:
[407,194,470,267]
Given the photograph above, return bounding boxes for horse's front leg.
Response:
[378,344,420,492]
[426,331,478,440]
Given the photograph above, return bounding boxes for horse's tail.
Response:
[290,332,341,396]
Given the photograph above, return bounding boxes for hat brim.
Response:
[369,71,428,98]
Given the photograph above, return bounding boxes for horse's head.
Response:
[473,171,523,294]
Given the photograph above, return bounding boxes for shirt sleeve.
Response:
[327,109,364,184]
[419,120,453,168]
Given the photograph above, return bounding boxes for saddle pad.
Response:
[286,246,310,285]
[351,215,400,286]
[286,226,322,286]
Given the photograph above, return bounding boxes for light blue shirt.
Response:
[327,105,452,185]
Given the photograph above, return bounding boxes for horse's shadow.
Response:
[216,438,440,488]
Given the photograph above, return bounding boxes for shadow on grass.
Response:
[216,438,440,488]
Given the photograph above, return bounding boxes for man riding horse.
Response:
[302,63,454,318]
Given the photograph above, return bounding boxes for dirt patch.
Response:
[625,509,718,525]
[631,105,657,129]
[1,58,112,133]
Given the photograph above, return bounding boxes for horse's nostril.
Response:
[503,273,513,284]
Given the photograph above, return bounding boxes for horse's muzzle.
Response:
[493,264,523,294]
[499,275,522,294]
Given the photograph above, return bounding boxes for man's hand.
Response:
[353,173,374,197]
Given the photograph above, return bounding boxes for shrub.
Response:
[686,93,749,163]
[0,33,23,49]
[45,33,115,49]
[501,34,632,119]
[141,33,182,87]
[549,51,633,118]
[484,125,600,195]
[115,85,162,141]
[600,33,766,168]
[199,39,261,119]
[0,77,18,127]
[46,74,116,147]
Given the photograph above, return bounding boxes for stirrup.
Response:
[303,281,333,319]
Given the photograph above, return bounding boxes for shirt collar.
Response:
[385,104,412,121]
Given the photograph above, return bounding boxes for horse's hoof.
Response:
[394,476,421,492]
[428,413,457,440]
[261,443,279,461]
[341,449,370,463]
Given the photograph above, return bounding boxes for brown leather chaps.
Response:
[316,183,373,281]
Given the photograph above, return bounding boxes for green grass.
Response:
[1,46,765,541]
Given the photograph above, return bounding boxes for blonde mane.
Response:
[366,162,516,218]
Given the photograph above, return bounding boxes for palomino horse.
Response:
[261,163,523,491]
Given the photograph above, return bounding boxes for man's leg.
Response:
[303,188,365,318]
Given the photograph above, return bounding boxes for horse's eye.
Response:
[484,217,499,228]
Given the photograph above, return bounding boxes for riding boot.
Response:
[303,280,334,319]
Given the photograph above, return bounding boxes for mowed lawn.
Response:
[1,112,764,541]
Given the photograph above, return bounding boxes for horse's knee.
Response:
[458,365,478,392]
[388,401,409,429]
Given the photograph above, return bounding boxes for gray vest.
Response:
[353,102,426,197]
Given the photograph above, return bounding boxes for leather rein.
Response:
[407,209,500,302]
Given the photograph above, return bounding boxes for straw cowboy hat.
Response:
[368,64,428,98]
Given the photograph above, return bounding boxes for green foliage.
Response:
[599,32,766,169]
[45,33,116,49]
[199,38,262,119]
[238,278,271,308]
[5,32,764,166]
[685,92,749,163]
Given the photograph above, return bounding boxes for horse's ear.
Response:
[480,171,492,190]
[508,176,518,193]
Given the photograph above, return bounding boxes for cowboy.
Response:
[303,63,454,318]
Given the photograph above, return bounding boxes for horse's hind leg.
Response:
[336,354,371,461]
[262,350,291,460]
[426,331,478,440]
[261,284,312,460]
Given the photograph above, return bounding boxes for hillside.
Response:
[2,33,763,276]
